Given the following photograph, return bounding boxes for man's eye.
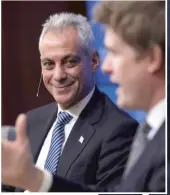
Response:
[69,59,78,64]
[43,61,52,66]
[66,61,76,67]
[65,59,80,68]
[42,61,54,69]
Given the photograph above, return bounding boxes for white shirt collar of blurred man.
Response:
[147,98,165,140]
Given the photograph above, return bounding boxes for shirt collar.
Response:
[57,87,95,119]
[146,98,165,130]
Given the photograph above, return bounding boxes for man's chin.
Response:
[54,96,77,109]
[117,98,130,109]
[117,98,138,110]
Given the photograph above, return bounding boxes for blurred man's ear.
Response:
[147,44,164,74]
[92,50,100,72]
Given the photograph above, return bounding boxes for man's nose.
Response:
[101,55,114,75]
[53,64,67,81]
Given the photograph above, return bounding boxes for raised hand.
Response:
[2,114,43,191]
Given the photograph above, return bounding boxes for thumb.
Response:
[15,113,27,144]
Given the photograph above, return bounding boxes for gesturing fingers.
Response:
[15,114,27,144]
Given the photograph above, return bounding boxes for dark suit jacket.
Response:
[116,122,165,192]
[48,122,165,192]
[2,88,138,192]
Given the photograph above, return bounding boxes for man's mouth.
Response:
[116,85,123,95]
[53,82,74,88]
[109,78,119,86]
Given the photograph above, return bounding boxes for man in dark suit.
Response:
[2,12,138,192]
[93,1,165,192]
[1,1,165,192]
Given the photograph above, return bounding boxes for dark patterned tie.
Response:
[44,111,73,174]
[123,121,151,179]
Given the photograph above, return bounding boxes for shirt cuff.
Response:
[38,169,53,192]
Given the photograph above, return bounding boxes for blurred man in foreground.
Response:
[2,1,165,192]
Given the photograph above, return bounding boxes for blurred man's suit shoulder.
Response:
[117,122,165,192]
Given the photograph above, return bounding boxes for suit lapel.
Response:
[57,88,104,177]
[28,103,58,163]
[129,121,165,176]
[119,121,165,191]
[57,118,96,177]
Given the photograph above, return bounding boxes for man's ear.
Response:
[147,45,164,74]
[91,50,100,72]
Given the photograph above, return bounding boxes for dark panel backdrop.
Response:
[2,1,86,125]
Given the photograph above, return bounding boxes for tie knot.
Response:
[57,112,73,125]
[141,121,151,135]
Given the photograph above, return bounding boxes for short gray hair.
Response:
[39,12,95,54]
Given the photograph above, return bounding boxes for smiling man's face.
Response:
[39,27,98,109]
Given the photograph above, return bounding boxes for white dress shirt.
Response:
[25,87,95,192]
[146,98,165,140]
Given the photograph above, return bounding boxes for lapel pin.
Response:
[79,136,84,144]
